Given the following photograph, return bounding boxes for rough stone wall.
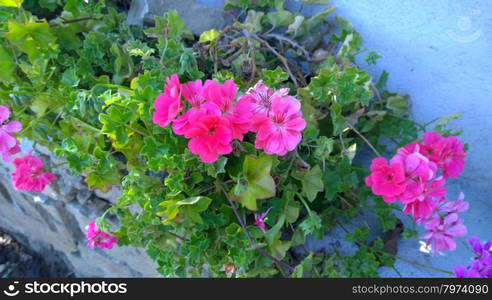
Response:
[0,146,160,277]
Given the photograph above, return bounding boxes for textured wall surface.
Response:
[0,146,159,277]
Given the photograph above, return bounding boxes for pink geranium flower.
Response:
[237,80,290,117]
[164,74,181,98]
[391,144,437,181]
[152,75,183,127]
[253,97,305,156]
[152,92,182,127]
[185,115,233,163]
[0,105,22,162]
[400,177,447,222]
[202,80,251,140]
[421,213,467,253]
[422,132,466,178]
[11,153,57,193]
[86,220,119,250]
[439,192,469,214]
[365,157,407,202]
[181,79,205,108]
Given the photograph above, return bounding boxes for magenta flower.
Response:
[202,80,251,140]
[181,79,205,108]
[253,97,306,156]
[365,157,407,202]
[422,132,466,178]
[0,105,22,162]
[164,74,181,98]
[391,144,437,181]
[237,80,290,117]
[454,237,492,278]
[86,220,119,250]
[439,192,469,214]
[152,75,183,127]
[400,177,447,222]
[11,153,56,193]
[185,115,233,163]
[254,207,272,232]
[421,213,467,253]
[202,79,237,113]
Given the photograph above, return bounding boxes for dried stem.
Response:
[49,17,94,27]
[346,122,382,157]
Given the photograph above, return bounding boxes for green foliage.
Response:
[0,0,432,278]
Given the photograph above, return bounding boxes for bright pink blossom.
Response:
[391,144,437,181]
[86,220,119,250]
[202,80,251,140]
[421,213,467,253]
[237,80,290,117]
[152,75,183,127]
[185,115,233,163]
[422,132,466,178]
[399,177,447,222]
[181,79,205,108]
[439,192,469,214]
[164,74,181,98]
[253,97,306,156]
[0,105,22,162]
[11,153,56,193]
[365,157,407,202]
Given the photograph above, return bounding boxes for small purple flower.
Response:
[254,207,272,233]
[453,236,492,278]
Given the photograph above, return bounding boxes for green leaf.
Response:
[375,70,389,91]
[5,20,57,63]
[199,29,220,43]
[261,67,289,88]
[265,214,285,245]
[238,154,276,211]
[0,0,23,7]
[158,196,212,224]
[294,165,324,202]
[61,68,80,87]
[386,94,409,117]
[85,169,121,192]
[266,11,294,28]
[365,50,382,65]
[299,212,322,236]
[145,10,192,40]
[99,104,134,144]
[0,45,15,82]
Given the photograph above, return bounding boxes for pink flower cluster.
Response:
[152,76,306,163]
[12,152,57,193]
[85,220,119,250]
[454,237,492,278]
[0,105,22,162]
[0,105,56,193]
[366,132,468,252]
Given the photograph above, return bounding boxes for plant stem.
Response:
[217,182,295,273]
[394,255,454,276]
[49,17,94,27]
[346,122,382,157]
[251,34,298,87]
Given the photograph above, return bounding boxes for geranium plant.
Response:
[0,0,486,278]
